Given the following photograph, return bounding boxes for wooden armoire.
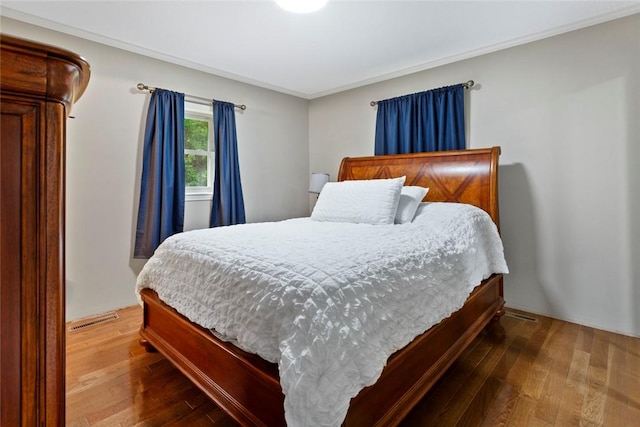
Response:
[1,34,90,426]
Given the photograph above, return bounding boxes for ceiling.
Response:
[2,1,639,99]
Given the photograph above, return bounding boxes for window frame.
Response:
[184,104,214,201]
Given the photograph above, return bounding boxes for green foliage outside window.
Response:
[184,154,208,186]
[184,118,210,187]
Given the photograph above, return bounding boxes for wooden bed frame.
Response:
[139,146,504,426]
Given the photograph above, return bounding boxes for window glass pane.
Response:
[185,118,209,151]
[185,154,208,187]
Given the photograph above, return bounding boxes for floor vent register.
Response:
[68,311,120,332]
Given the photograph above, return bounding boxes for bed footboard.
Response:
[139,273,503,427]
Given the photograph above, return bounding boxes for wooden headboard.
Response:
[337,147,501,229]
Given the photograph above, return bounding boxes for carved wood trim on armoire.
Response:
[1,34,90,426]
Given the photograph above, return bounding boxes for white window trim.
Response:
[186,192,213,202]
[185,105,214,202]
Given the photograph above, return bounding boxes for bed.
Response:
[137,146,506,426]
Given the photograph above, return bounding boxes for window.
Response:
[184,104,214,200]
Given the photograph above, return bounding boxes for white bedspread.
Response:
[136,202,508,426]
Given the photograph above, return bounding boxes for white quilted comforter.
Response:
[136,202,508,426]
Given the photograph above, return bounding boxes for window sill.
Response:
[186,192,212,202]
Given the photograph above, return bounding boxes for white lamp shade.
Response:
[309,173,330,194]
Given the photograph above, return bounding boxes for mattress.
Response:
[136,202,508,426]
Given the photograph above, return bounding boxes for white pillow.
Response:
[395,186,429,224]
[311,176,406,225]
[411,202,433,223]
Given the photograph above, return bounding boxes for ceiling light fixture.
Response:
[276,0,328,14]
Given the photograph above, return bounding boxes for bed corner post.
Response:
[489,274,506,338]
[139,311,158,352]
[139,291,158,352]
[493,273,506,320]
[489,146,505,324]
[139,334,158,353]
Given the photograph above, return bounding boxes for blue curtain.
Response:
[134,89,185,258]
[210,101,246,227]
[374,84,465,155]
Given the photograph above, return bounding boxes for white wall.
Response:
[1,17,310,321]
[310,14,640,337]
[3,14,639,337]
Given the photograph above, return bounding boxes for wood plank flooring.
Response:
[66,306,640,426]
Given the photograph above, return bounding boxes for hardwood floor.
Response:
[66,306,640,426]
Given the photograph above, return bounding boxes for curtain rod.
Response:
[136,83,247,110]
[369,80,475,107]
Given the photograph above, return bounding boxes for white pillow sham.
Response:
[395,186,429,224]
[311,176,406,225]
